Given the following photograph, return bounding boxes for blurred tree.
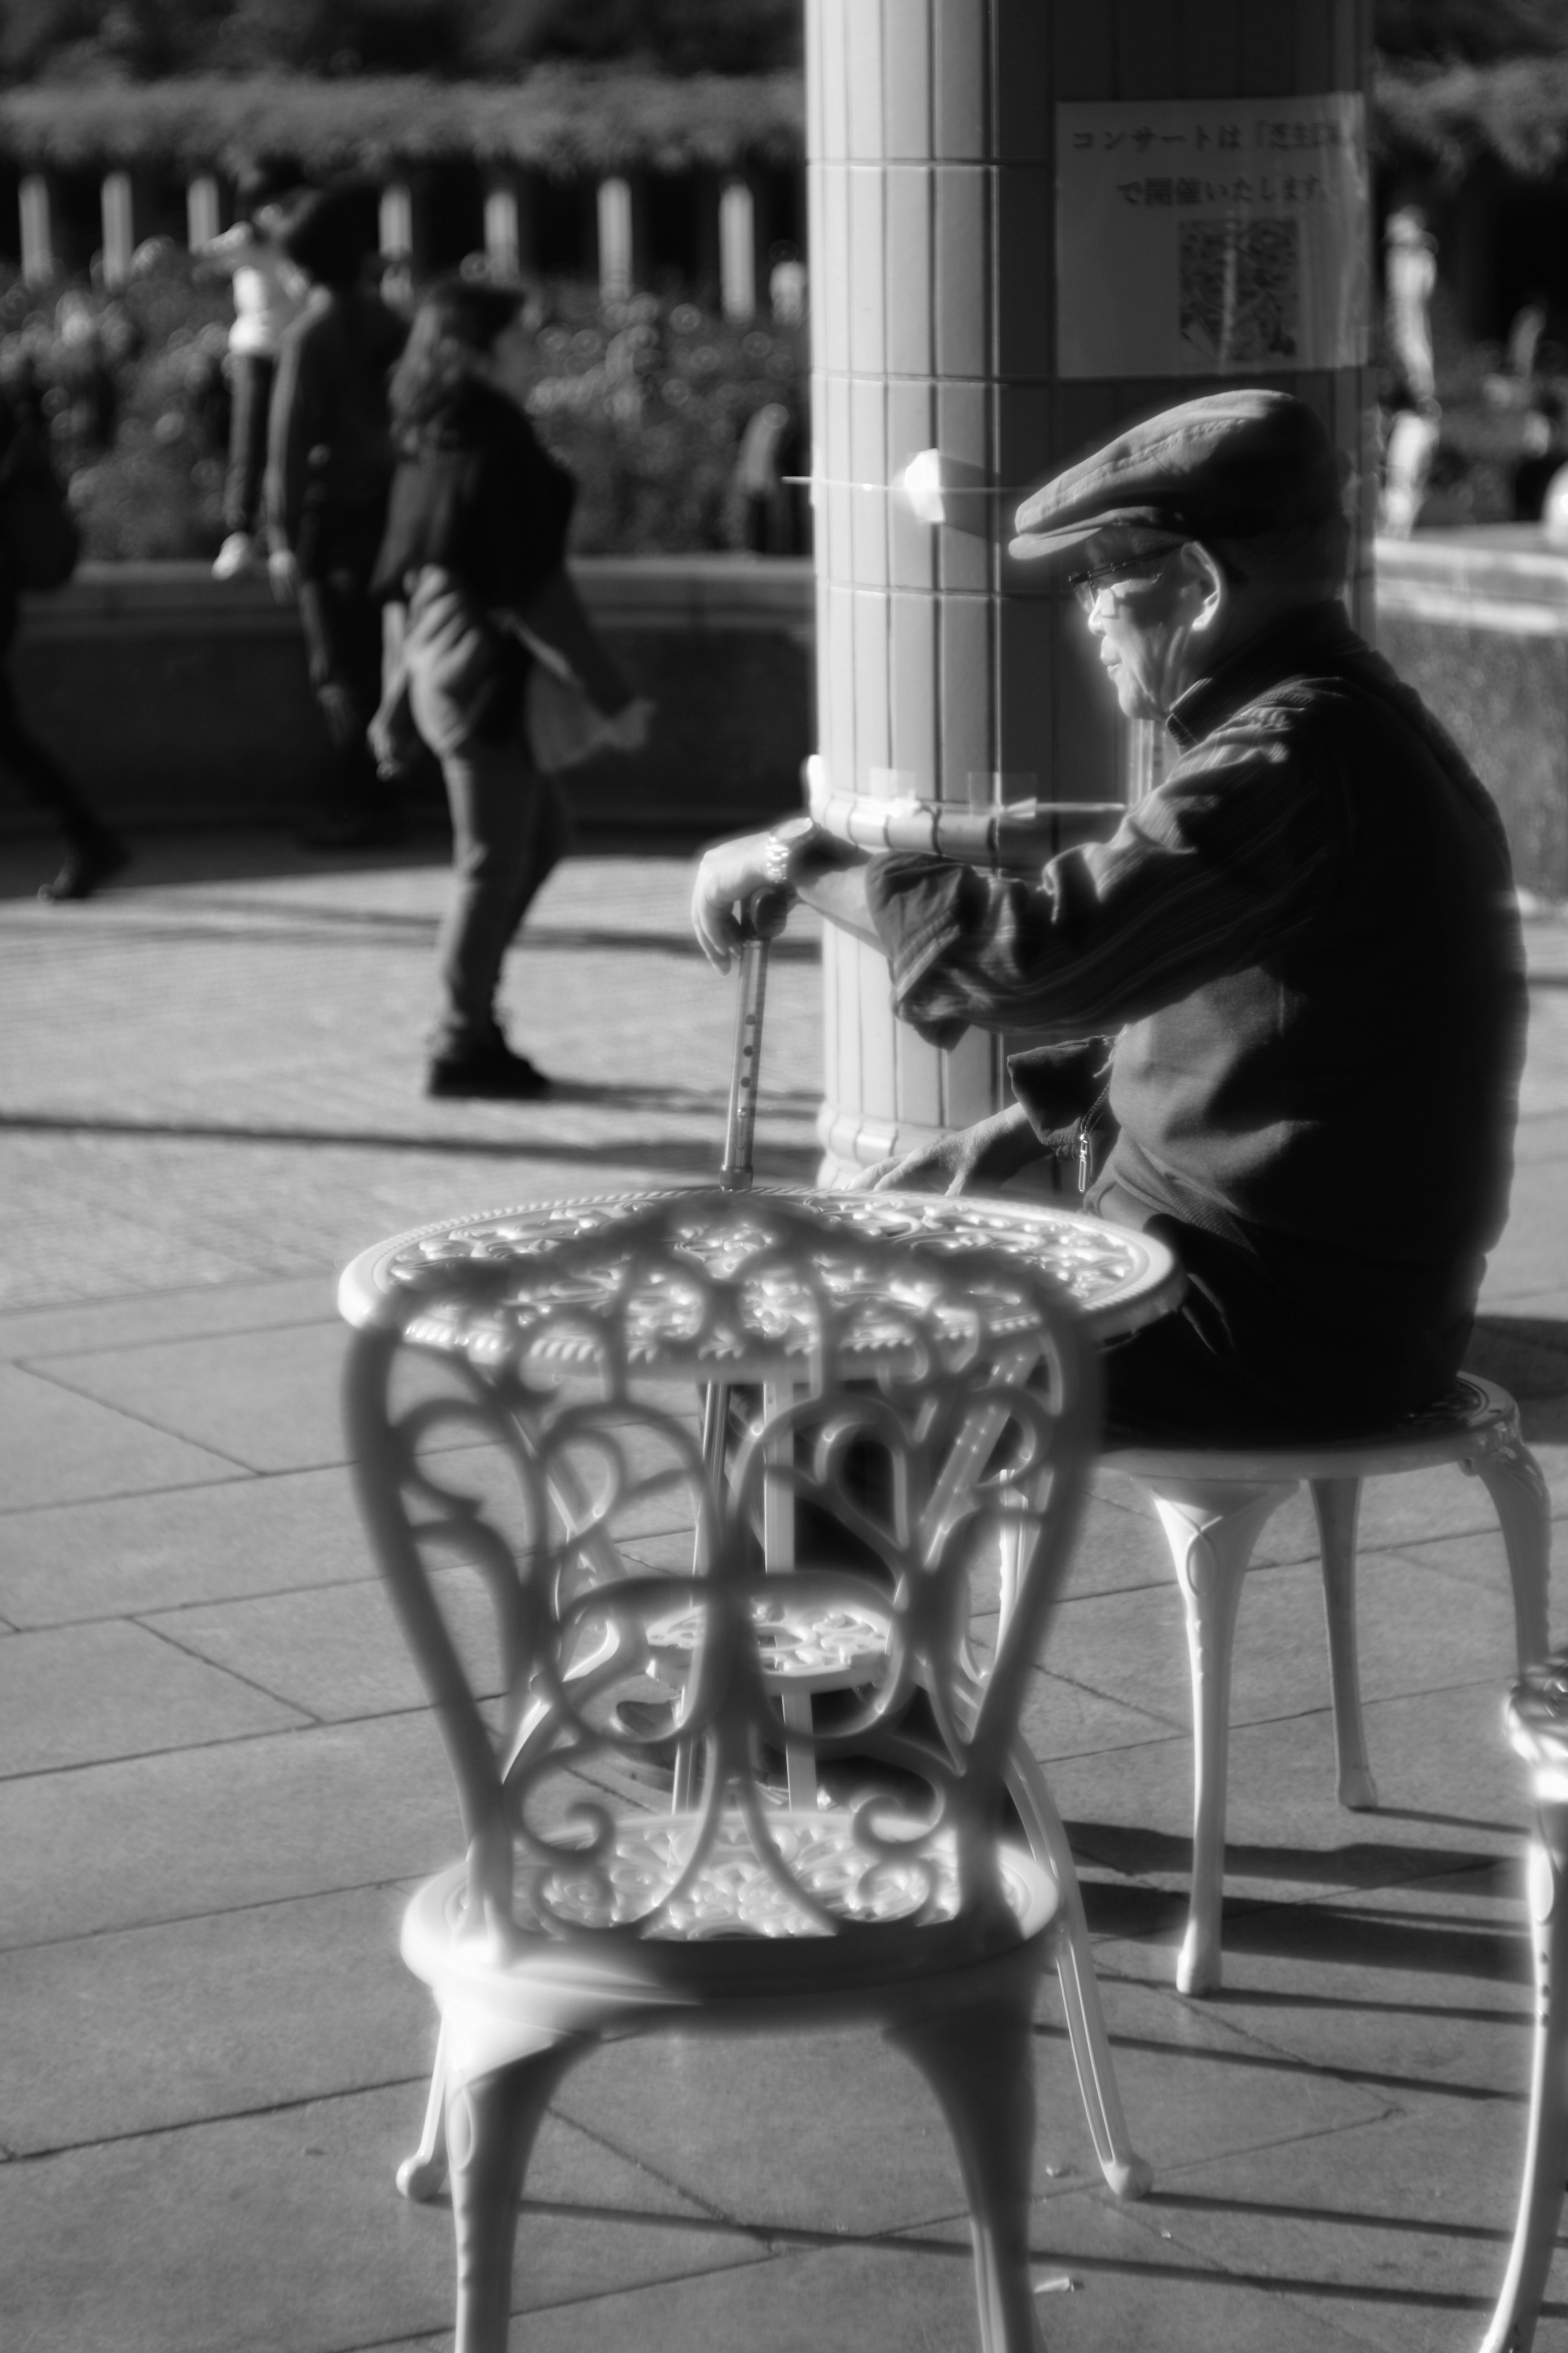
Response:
[199,0,469,76]
[18,3,1568,86]
[484,0,801,72]
[0,0,801,82]
[1375,0,1568,63]
[0,0,226,80]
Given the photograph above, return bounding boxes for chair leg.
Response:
[887,1982,1049,2353]
[1310,1477,1379,1812]
[396,2012,450,2200]
[1470,1428,1553,1672]
[1149,1480,1297,1997]
[1479,1803,1568,2353]
[448,2040,583,2353]
[1003,1740,1152,2199]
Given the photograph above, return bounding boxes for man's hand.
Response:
[691,831,781,973]
[268,548,298,605]
[849,1103,1045,1195]
[367,701,416,780]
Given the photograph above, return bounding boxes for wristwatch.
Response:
[762,813,820,892]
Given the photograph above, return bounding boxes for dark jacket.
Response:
[865,604,1528,1429]
[371,380,575,615]
[0,394,21,652]
[265,288,407,569]
[371,381,587,753]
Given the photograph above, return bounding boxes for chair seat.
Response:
[401,1819,1058,2074]
[1102,1371,1521,1481]
[646,1594,891,1688]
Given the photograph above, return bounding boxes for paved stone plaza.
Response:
[1,833,1567,2352]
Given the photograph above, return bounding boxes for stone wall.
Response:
[9,539,1568,900]
[1375,529,1568,902]
[3,556,814,845]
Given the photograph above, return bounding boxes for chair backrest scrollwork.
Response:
[344,1190,1098,1951]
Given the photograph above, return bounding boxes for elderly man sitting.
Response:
[692,389,1526,1441]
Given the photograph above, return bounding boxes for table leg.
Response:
[762,1377,816,1807]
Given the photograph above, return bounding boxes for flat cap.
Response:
[1010,388,1342,562]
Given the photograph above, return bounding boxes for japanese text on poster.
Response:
[1056,94,1368,379]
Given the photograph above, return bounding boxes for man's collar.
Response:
[1165,600,1360,749]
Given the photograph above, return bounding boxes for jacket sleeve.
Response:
[196,223,258,274]
[1005,1038,1115,1144]
[482,417,577,613]
[864,709,1343,1046]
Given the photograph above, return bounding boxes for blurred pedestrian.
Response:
[53,292,121,454]
[196,160,308,580]
[1508,297,1549,388]
[731,397,808,555]
[370,278,648,1099]
[1514,388,1568,522]
[1379,206,1441,540]
[768,240,807,326]
[0,384,128,900]
[1385,206,1437,406]
[1378,381,1441,537]
[265,184,407,848]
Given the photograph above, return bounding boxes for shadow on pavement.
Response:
[1072,1820,1516,1894]
[0,1105,820,1181]
[0,823,719,902]
[1080,1871,1527,1988]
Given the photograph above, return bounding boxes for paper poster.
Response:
[1056,93,1368,379]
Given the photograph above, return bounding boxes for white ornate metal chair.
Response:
[1100,1379,1551,1995]
[340,1186,1108,2353]
[1479,1651,1568,2353]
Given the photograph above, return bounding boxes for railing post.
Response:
[719,176,757,321]
[484,176,528,280]
[597,176,635,303]
[186,173,220,251]
[19,173,53,284]
[100,170,134,288]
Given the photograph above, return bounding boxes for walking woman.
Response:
[371,279,645,1099]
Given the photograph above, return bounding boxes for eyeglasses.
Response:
[1067,552,1177,613]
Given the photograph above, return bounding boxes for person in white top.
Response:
[196,163,307,578]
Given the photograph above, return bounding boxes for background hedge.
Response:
[0,251,808,560]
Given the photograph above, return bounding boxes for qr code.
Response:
[1178,217,1299,366]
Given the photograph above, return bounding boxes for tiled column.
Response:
[807,0,1374,1181]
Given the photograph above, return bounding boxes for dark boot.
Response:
[38,821,130,904]
[425,1035,549,1100]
